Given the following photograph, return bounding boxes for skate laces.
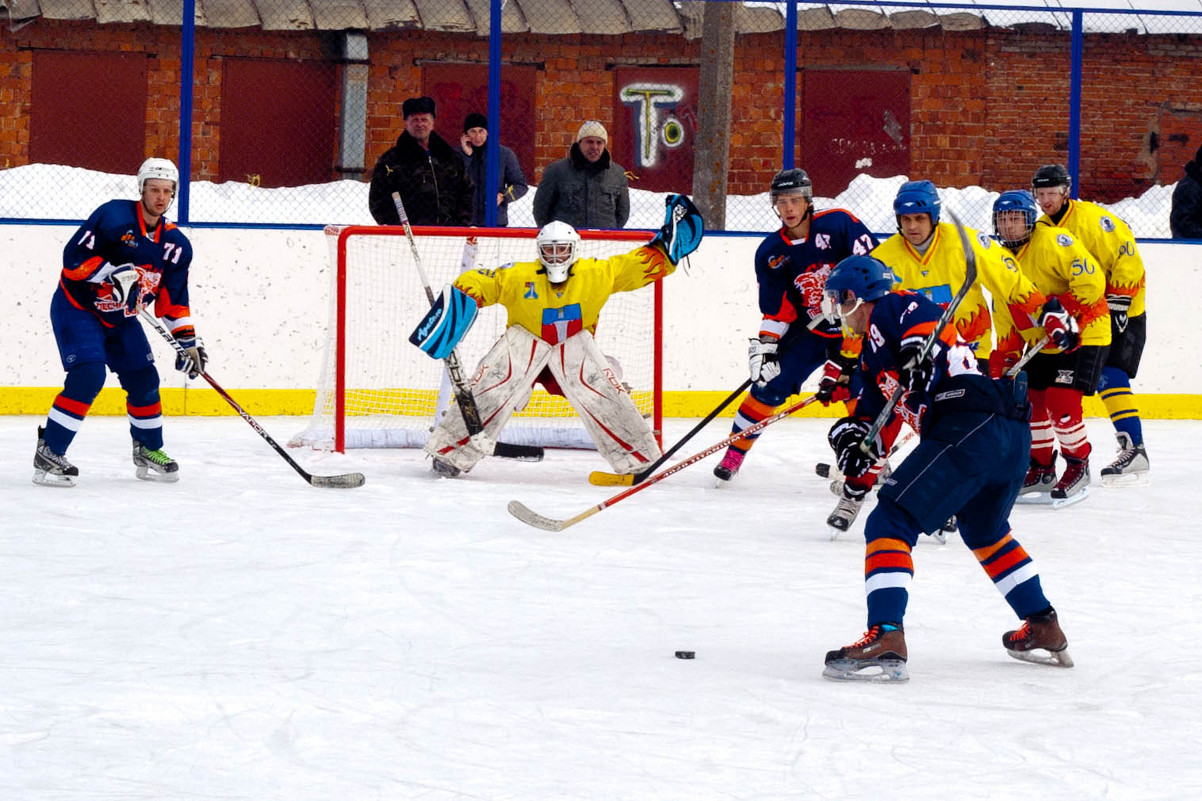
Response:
[1006,621,1032,645]
[849,624,896,648]
[139,446,173,465]
[720,449,745,469]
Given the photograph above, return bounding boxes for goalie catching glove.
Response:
[828,416,884,479]
[174,333,207,379]
[410,283,479,360]
[649,193,704,264]
[748,337,781,387]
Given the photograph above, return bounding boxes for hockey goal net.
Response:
[292,225,663,452]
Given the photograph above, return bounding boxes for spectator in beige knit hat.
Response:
[533,119,629,229]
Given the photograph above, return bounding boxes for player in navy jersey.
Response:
[33,158,208,487]
[818,255,1071,682]
[712,169,877,482]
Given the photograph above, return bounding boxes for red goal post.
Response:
[292,225,664,453]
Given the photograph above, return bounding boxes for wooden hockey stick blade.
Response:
[507,500,599,532]
[309,472,367,488]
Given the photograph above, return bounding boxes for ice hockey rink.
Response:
[2,412,1198,799]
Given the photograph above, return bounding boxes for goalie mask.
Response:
[537,221,581,283]
[137,157,179,195]
[993,190,1038,250]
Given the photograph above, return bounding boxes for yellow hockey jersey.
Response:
[453,244,673,345]
[1039,199,1145,317]
[1007,221,1111,353]
[872,223,1046,362]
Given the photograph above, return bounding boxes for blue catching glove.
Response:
[174,333,207,379]
[649,193,704,263]
[828,416,882,479]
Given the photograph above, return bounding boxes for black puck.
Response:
[815,462,831,478]
[675,650,695,659]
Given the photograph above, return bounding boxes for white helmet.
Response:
[536,221,580,283]
[137,157,178,194]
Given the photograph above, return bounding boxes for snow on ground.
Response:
[2,413,1199,799]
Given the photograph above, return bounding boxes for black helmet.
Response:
[1031,164,1071,191]
[770,168,813,201]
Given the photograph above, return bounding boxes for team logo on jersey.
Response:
[793,265,831,309]
[1057,234,1074,247]
[524,281,538,299]
[814,233,831,250]
[1055,369,1075,384]
[541,304,582,345]
[1101,216,1116,233]
[976,232,993,249]
[768,254,788,271]
[121,230,138,247]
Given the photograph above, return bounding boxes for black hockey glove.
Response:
[897,342,940,396]
[828,416,881,479]
[1107,293,1132,334]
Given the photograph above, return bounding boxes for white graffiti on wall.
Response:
[619,83,686,168]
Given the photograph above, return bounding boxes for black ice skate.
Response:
[1003,607,1073,668]
[33,426,79,488]
[1099,432,1150,488]
[132,442,180,482]
[431,457,462,478]
[823,623,909,682]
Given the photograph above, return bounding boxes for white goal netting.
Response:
[291,225,662,451]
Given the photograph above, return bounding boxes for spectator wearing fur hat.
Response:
[459,112,528,227]
[368,95,473,226]
[533,120,630,229]
[1170,144,1202,239]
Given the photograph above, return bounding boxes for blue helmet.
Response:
[993,189,1038,249]
[824,255,898,316]
[893,180,942,227]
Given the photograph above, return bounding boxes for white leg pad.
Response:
[548,330,661,474]
[424,326,553,471]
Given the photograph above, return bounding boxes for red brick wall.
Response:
[3,19,1202,203]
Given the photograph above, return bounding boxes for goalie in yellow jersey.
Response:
[414,194,704,477]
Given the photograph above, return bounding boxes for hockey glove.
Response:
[410,283,479,360]
[1040,298,1080,352]
[828,416,882,479]
[748,337,781,387]
[649,193,704,264]
[897,342,940,395]
[108,264,143,313]
[989,349,1022,380]
[174,333,207,379]
[815,355,856,406]
[1107,293,1132,334]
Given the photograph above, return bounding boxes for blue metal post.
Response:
[1068,10,1083,198]
[783,0,798,170]
[484,0,503,227]
[177,0,196,223]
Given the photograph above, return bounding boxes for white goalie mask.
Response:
[536,221,580,283]
[137,157,179,194]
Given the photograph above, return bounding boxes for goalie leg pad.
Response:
[424,326,553,470]
[548,330,661,474]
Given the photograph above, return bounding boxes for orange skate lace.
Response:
[850,627,883,648]
[1006,621,1031,644]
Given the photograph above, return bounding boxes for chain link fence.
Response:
[0,1,1200,236]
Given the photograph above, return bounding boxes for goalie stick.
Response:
[588,378,753,487]
[391,192,543,463]
[508,395,820,532]
[138,310,366,489]
[860,207,977,454]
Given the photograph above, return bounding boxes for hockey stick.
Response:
[588,378,753,487]
[138,310,365,488]
[860,207,977,453]
[1005,335,1050,377]
[391,192,542,462]
[508,394,820,532]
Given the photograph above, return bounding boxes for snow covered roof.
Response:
[1,0,1200,37]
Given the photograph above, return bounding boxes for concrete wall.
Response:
[2,224,1199,416]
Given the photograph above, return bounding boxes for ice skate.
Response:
[1099,432,1150,488]
[928,515,956,544]
[1003,607,1073,668]
[431,457,462,478]
[826,487,866,540]
[33,426,78,488]
[712,448,744,484]
[132,442,180,482]
[823,623,909,682]
[1019,452,1057,497]
[1050,454,1089,501]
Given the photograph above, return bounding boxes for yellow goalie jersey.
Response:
[453,244,674,345]
[1008,221,1111,352]
[872,223,1045,362]
[1039,198,1145,317]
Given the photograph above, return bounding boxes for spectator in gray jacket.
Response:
[1170,144,1202,239]
[533,121,630,230]
[459,112,528,227]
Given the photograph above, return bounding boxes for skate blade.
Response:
[1005,647,1074,668]
[823,658,910,683]
[1100,472,1150,488]
[1015,489,1090,509]
[33,469,76,488]
[136,466,180,483]
[828,525,844,541]
[927,530,948,544]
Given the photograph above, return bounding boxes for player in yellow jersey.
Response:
[994,190,1111,503]
[1031,164,1149,485]
[415,196,703,477]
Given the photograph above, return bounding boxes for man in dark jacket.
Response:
[1170,144,1202,239]
[368,96,473,226]
[459,112,528,227]
[533,121,630,230]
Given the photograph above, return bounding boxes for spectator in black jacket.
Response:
[533,121,630,230]
[1171,144,1202,239]
[368,96,473,226]
[459,112,528,227]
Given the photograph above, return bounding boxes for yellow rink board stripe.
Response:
[2,387,1200,420]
